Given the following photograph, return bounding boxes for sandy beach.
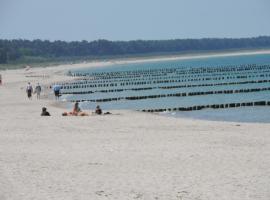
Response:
[1,51,270,200]
[41,49,270,72]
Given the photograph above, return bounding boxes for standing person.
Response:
[26,82,33,99]
[0,74,2,85]
[53,84,61,100]
[35,83,42,99]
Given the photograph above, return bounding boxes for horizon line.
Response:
[1,35,270,43]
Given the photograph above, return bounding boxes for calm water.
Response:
[61,53,270,123]
[161,107,270,123]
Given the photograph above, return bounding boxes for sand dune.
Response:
[0,54,270,200]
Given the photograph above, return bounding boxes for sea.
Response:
[60,53,270,123]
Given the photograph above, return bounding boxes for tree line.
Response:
[0,36,270,64]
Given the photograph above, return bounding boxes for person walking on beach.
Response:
[26,82,33,99]
[35,83,42,99]
[0,74,2,85]
[53,84,61,100]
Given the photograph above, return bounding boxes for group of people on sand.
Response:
[26,82,42,99]
[25,82,108,116]
[41,102,109,117]
[26,82,62,100]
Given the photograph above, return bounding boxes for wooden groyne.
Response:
[60,79,270,95]
[141,101,270,112]
[69,86,270,103]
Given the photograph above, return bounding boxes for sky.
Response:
[0,0,270,41]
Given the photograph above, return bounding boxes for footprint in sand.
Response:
[176,191,189,200]
[95,190,111,197]
[130,191,144,199]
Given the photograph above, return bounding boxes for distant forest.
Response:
[1,36,270,64]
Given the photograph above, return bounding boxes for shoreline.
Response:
[41,48,270,73]
[2,48,270,74]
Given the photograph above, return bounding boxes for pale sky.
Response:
[0,0,269,41]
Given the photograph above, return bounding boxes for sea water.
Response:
[62,53,270,123]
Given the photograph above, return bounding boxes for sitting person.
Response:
[41,107,50,116]
[94,105,111,115]
[72,102,81,115]
[95,105,102,115]
[62,102,88,116]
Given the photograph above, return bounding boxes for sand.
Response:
[1,51,270,200]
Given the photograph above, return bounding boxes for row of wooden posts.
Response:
[69,64,270,78]
[70,68,270,82]
[70,68,270,84]
[62,64,270,87]
[69,86,270,103]
[60,72,270,90]
[141,101,270,112]
[60,79,270,95]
